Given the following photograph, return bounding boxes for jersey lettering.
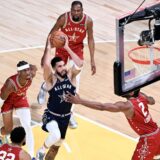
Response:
[0,151,15,160]
[138,102,148,117]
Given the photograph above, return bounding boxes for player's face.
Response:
[71,4,83,22]
[19,68,31,80]
[55,61,67,77]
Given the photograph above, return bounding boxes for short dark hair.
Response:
[71,1,83,8]
[122,89,140,99]
[51,56,63,68]
[17,61,28,67]
[10,127,26,144]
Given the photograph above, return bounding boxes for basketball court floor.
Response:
[1,0,160,159]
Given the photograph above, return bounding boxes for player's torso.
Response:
[9,74,31,98]
[6,74,31,106]
[61,12,87,49]
[0,144,21,160]
[47,76,76,114]
[127,94,158,135]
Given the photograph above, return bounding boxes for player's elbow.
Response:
[148,97,155,105]
[75,60,83,69]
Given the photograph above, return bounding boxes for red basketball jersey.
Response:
[127,93,158,135]
[56,12,88,53]
[2,74,32,108]
[0,144,22,160]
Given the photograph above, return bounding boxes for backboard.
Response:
[114,1,160,96]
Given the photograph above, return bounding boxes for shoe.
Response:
[36,148,45,160]
[37,82,47,105]
[32,157,36,160]
[69,115,78,129]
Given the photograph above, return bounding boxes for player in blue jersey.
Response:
[36,35,83,160]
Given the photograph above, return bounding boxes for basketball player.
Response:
[36,36,83,160]
[66,90,160,160]
[0,127,31,160]
[0,61,37,158]
[37,0,95,128]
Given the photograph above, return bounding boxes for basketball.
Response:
[50,31,66,48]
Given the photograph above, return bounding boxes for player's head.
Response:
[122,89,140,99]
[51,57,67,78]
[71,1,83,22]
[10,126,26,146]
[17,61,31,80]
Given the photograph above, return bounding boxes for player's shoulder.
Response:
[86,15,93,29]
[8,74,17,80]
[85,14,93,23]
[19,149,31,160]
[57,13,66,22]
[0,143,6,148]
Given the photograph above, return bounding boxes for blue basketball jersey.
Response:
[47,75,76,114]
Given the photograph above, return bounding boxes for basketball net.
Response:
[128,46,160,75]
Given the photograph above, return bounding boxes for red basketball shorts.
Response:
[1,98,29,113]
[132,129,160,160]
[55,47,84,64]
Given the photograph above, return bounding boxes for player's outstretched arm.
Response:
[66,92,131,113]
[41,14,65,67]
[19,150,31,160]
[87,17,96,75]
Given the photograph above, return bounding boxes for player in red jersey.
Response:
[0,127,31,160]
[66,89,160,160]
[0,61,37,158]
[37,1,95,128]
[41,1,95,71]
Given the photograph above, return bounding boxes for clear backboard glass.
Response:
[114,2,160,96]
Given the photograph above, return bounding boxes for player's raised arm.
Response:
[41,14,65,67]
[63,36,83,78]
[64,36,83,68]
[42,36,53,81]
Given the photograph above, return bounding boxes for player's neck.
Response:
[71,13,83,22]
[55,73,66,82]
[18,76,28,86]
[11,143,21,147]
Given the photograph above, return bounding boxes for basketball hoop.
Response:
[128,46,160,74]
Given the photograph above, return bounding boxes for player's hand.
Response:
[63,35,69,50]
[91,60,96,75]
[65,92,81,104]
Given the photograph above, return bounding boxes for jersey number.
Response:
[138,102,148,117]
[0,151,15,160]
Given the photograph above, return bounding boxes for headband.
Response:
[17,64,30,71]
